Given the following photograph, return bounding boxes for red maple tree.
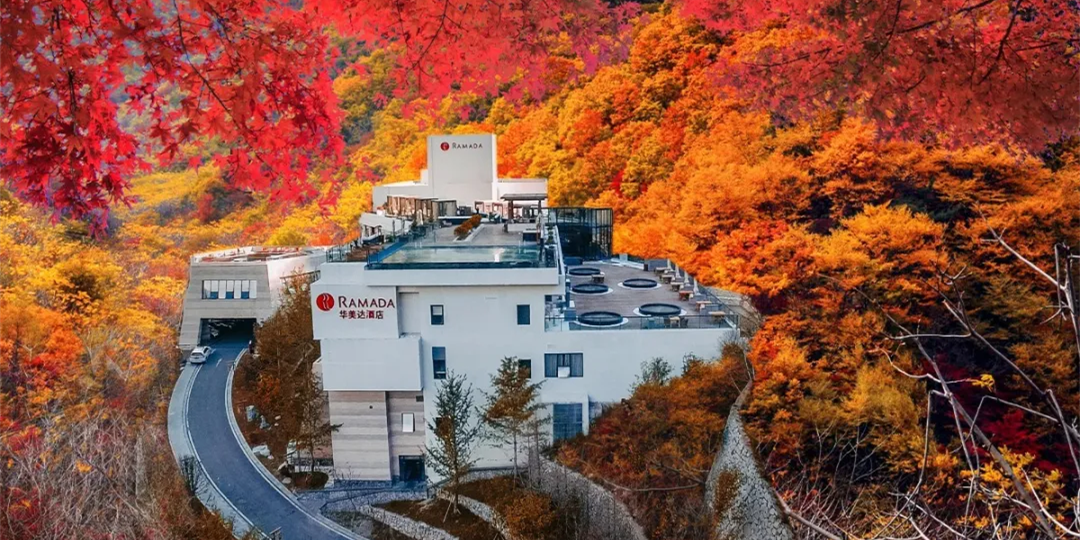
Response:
[680,0,1078,147]
[1,0,629,226]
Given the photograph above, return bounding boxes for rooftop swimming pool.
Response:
[367,244,547,269]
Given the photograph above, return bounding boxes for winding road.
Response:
[171,335,353,540]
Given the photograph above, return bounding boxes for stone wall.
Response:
[434,489,517,540]
[705,382,794,540]
[526,450,648,540]
[357,505,459,540]
[319,489,426,514]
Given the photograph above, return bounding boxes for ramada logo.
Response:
[439,141,483,151]
[336,297,396,309]
[315,293,335,311]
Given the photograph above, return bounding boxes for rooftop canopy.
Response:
[500,193,548,201]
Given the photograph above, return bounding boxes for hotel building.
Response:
[311,135,740,483]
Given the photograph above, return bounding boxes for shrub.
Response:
[454,214,482,239]
[498,491,557,540]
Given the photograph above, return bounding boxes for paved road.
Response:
[186,337,351,540]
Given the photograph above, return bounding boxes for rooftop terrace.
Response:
[546,261,740,331]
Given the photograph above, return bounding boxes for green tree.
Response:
[633,357,673,389]
[424,371,482,511]
[482,357,545,478]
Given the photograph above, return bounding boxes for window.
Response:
[552,403,583,441]
[432,347,447,379]
[518,359,532,378]
[517,304,531,325]
[402,413,415,433]
[201,279,257,300]
[434,416,450,436]
[249,280,257,299]
[430,305,445,326]
[544,353,583,378]
[415,394,424,402]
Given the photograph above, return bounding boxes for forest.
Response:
[2,0,1078,538]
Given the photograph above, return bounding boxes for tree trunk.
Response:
[512,432,519,478]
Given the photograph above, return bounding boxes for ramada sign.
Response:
[316,293,395,321]
[439,141,483,151]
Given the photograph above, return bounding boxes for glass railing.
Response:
[327,222,562,270]
[326,225,435,263]
[543,313,739,332]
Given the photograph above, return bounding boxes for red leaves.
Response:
[679,0,1079,148]
[2,0,628,226]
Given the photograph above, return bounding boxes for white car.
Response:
[188,346,214,365]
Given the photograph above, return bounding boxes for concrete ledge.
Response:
[167,364,258,538]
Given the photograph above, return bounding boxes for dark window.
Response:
[518,359,532,378]
[552,403,583,441]
[430,305,445,326]
[517,304,531,325]
[434,416,450,436]
[432,346,447,379]
[544,353,583,378]
[415,395,424,402]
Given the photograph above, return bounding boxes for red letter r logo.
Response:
[316,293,334,311]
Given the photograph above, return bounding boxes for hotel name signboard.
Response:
[311,284,398,339]
[315,293,395,321]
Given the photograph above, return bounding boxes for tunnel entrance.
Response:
[198,318,256,346]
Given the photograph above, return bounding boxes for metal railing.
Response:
[544,313,739,332]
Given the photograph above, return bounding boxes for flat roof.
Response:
[568,263,681,316]
[193,246,323,264]
[560,262,737,331]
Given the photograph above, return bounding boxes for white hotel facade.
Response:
[311,135,740,483]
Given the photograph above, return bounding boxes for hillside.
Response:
[2,3,1078,539]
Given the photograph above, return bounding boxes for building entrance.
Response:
[399,455,425,483]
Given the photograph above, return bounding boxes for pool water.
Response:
[380,245,540,265]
